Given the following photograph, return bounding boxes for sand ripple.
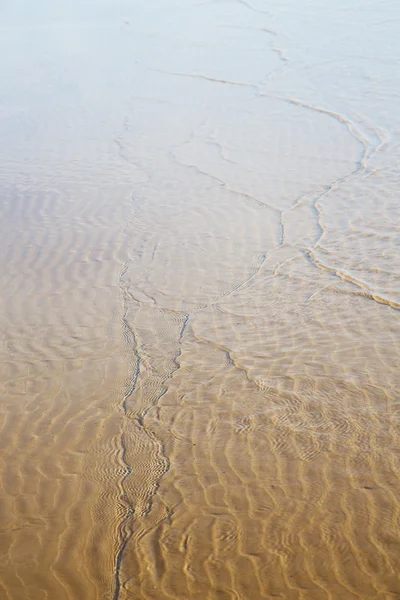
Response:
[1,0,400,598]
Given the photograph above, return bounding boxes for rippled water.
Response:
[0,1,399,598]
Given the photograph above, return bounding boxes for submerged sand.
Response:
[0,0,399,598]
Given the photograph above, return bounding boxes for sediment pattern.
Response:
[1,0,400,599]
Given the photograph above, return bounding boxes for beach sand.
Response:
[0,0,399,598]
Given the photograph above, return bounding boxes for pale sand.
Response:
[0,0,400,599]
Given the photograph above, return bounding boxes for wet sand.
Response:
[0,0,400,598]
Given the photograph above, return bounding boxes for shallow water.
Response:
[0,1,399,599]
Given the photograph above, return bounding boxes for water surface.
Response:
[0,1,399,598]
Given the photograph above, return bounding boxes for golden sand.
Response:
[0,1,399,598]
